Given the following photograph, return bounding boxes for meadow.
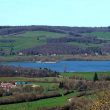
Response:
[0,92,76,110]
[0,72,110,81]
[0,31,66,51]
[62,72,110,80]
[84,32,110,40]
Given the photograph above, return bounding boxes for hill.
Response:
[0,26,110,60]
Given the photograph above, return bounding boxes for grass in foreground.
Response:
[0,92,75,110]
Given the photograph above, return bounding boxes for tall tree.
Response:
[93,72,98,82]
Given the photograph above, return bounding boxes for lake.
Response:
[0,61,110,72]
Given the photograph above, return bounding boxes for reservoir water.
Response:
[0,61,110,72]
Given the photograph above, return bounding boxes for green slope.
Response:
[0,92,75,110]
[0,31,66,51]
[84,32,110,40]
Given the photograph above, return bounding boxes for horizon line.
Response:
[0,25,110,28]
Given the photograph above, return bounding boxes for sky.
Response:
[0,0,110,26]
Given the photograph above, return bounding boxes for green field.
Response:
[0,72,110,81]
[84,32,110,40]
[1,31,108,53]
[0,92,75,110]
[0,31,66,51]
[0,76,62,82]
[62,72,110,80]
[34,82,59,89]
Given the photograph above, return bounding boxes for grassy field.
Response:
[34,82,59,89]
[0,92,75,110]
[0,76,62,82]
[1,30,104,52]
[84,32,110,40]
[0,72,110,82]
[0,31,66,50]
[62,72,110,80]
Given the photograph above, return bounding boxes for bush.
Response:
[33,86,44,93]
[90,90,110,110]
[74,81,87,92]
[69,75,84,80]
[3,92,12,96]
[99,74,110,81]
[69,97,92,110]
[59,82,64,89]
[0,88,5,97]
[22,85,33,92]
[93,72,98,82]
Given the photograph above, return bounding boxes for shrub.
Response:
[33,86,44,93]
[59,82,64,89]
[69,75,84,80]
[2,91,12,96]
[99,74,110,81]
[93,72,98,82]
[22,85,33,92]
[0,88,5,97]
[90,90,110,110]
[74,81,87,92]
[69,97,92,110]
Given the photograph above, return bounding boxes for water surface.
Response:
[0,61,110,72]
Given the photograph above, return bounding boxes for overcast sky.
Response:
[0,0,110,26]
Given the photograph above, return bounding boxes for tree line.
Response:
[0,66,58,77]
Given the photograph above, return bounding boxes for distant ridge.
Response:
[0,25,110,35]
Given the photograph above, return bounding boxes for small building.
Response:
[0,82,16,91]
[95,52,99,56]
[15,81,32,85]
[51,54,57,56]
[84,53,88,56]
[18,52,23,56]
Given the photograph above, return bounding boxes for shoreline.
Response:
[0,55,110,62]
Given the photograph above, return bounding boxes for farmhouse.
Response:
[0,82,16,91]
[18,52,23,56]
